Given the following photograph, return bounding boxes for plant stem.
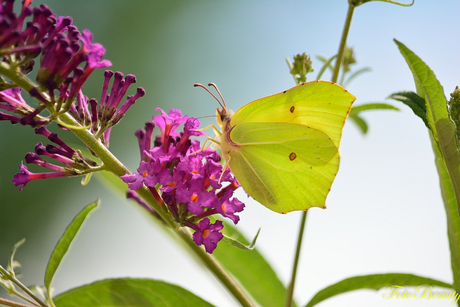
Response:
[0,297,36,307]
[284,211,308,307]
[0,268,47,307]
[174,227,255,307]
[0,62,35,92]
[332,2,355,83]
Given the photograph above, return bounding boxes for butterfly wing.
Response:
[230,81,355,148]
[227,122,338,213]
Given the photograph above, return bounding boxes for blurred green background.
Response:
[1,1,459,306]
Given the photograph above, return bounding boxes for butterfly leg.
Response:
[190,135,220,156]
[190,123,223,156]
[217,155,231,184]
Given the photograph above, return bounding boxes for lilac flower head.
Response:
[122,108,244,253]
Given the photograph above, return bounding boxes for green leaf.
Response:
[44,200,100,293]
[343,67,371,87]
[348,103,399,134]
[432,136,460,294]
[221,228,260,251]
[388,91,429,129]
[53,278,214,307]
[315,55,336,81]
[305,273,453,307]
[395,39,460,294]
[395,39,460,216]
[349,114,368,134]
[349,102,400,116]
[214,222,290,307]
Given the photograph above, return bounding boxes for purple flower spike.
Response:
[126,108,244,253]
[192,218,224,254]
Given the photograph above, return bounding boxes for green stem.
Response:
[0,268,47,307]
[0,62,35,92]
[0,297,36,307]
[175,227,255,307]
[57,114,128,176]
[284,211,308,307]
[331,2,355,83]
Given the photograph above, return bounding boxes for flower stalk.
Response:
[331,2,355,83]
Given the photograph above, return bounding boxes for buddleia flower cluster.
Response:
[0,0,244,254]
[122,109,245,253]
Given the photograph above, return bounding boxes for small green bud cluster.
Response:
[448,86,460,142]
[342,46,356,74]
[289,53,314,84]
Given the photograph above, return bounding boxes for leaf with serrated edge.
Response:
[388,91,429,129]
[395,40,460,215]
[395,39,460,293]
[433,137,460,294]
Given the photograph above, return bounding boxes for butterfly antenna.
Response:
[208,83,227,109]
[194,83,226,110]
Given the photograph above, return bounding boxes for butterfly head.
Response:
[216,106,233,128]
